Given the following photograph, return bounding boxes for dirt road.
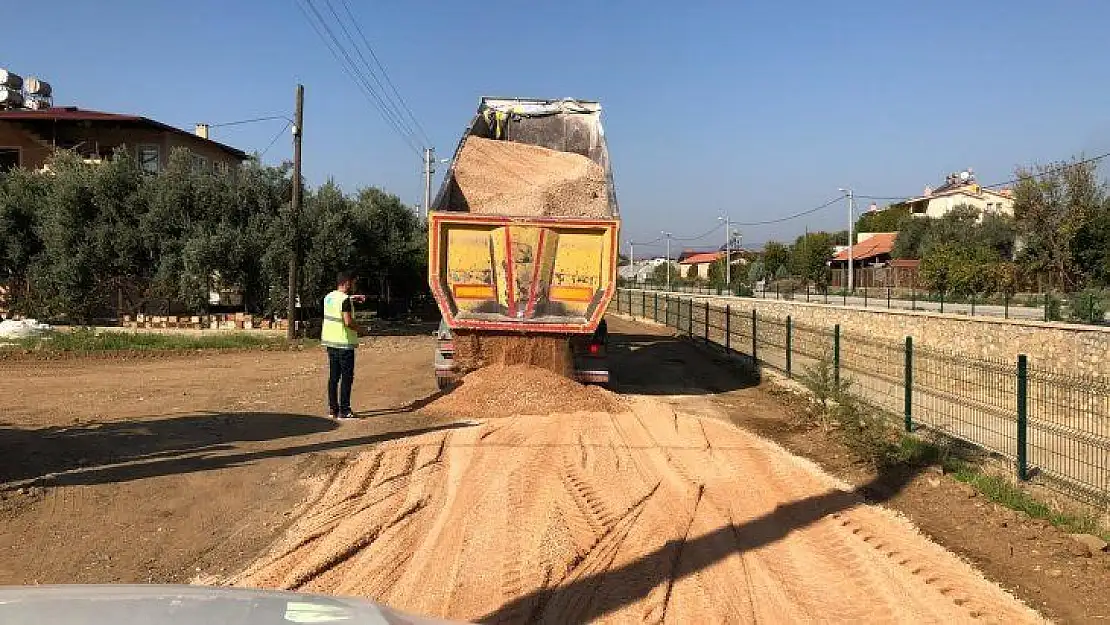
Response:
[231,331,1043,623]
[2,319,1088,622]
[0,334,449,584]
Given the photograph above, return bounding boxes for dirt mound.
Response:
[452,136,610,218]
[424,364,625,418]
[230,402,1043,624]
[451,332,572,376]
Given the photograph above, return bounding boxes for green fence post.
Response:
[939,291,945,314]
[654,291,659,321]
[911,286,917,311]
[842,290,847,306]
[1016,354,1029,481]
[704,300,710,344]
[786,315,793,378]
[751,309,758,364]
[863,288,868,308]
[904,336,913,432]
[725,304,731,351]
[1004,292,1009,319]
[642,290,647,318]
[824,286,829,305]
[971,292,976,316]
[1043,293,1049,322]
[687,299,693,336]
[833,324,841,388]
[887,286,891,309]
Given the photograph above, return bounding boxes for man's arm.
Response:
[342,298,360,335]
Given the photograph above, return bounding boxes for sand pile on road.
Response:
[451,332,572,376]
[424,363,624,418]
[452,136,610,217]
[230,403,1043,624]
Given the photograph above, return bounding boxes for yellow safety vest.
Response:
[321,290,358,349]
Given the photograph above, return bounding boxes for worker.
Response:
[321,270,364,420]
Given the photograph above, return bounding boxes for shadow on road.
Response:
[480,461,926,624]
[1,412,472,489]
[606,325,759,396]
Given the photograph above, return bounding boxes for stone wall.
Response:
[623,290,1110,377]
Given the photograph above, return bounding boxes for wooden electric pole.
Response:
[287,84,304,340]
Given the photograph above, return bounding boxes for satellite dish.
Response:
[960,170,970,182]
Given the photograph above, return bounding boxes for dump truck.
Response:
[429,97,620,389]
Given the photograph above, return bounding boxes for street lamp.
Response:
[838,188,855,292]
[718,216,731,288]
[661,231,673,291]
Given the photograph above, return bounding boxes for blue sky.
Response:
[6,1,1110,252]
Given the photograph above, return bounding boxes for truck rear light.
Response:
[452,284,496,299]
[588,343,601,355]
[549,285,595,302]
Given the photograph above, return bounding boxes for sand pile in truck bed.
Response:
[452,136,610,217]
[423,363,625,418]
[451,332,572,376]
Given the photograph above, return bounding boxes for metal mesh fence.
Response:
[1027,368,1110,504]
[614,288,1110,507]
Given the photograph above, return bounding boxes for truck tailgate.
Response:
[429,212,618,333]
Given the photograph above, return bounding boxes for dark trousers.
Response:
[327,347,355,414]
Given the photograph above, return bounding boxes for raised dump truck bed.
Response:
[428,97,620,335]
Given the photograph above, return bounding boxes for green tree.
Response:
[686,264,699,281]
[855,204,909,233]
[1013,158,1106,290]
[747,260,765,284]
[762,241,790,277]
[789,231,835,283]
[651,262,680,286]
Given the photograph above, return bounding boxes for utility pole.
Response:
[662,231,673,291]
[719,215,731,288]
[423,147,435,218]
[839,187,855,292]
[287,84,304,341]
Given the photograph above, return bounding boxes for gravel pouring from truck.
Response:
[428,97,619,387]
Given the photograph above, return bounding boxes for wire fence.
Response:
[620,279,1110,325]
[613,288,1110,507]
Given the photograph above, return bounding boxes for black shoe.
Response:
[337,411,357,421]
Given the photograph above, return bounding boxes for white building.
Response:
[905,169,1014,220]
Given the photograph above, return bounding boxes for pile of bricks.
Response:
[122,313,288,331]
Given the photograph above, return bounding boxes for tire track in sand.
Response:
[229,401,1045,625]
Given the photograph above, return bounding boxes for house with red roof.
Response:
[828,232,900,288]
[678,250,750,281]
[0,106,248,173]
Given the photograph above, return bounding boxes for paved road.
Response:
[631,287,1110,323]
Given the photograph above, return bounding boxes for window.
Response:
[137,145,160,174]
[0,147,20,172]
[191,153,209,173]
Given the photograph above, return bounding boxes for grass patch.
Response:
[792,361,1110,541]
[896,435,1110,541]
[9,328,286,352]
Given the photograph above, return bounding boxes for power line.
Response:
[337,0,431,146]
[208,115,291,128]
[295,0,423,157]
[730,195,847,227]
[298,0,422,154]
[318,0,425,146]
[674,221,724,242]
[982,150,1110,190]
[856,151,1110,205]
[259,120,293,158]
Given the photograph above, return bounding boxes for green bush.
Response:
[1068,289,1107,324]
